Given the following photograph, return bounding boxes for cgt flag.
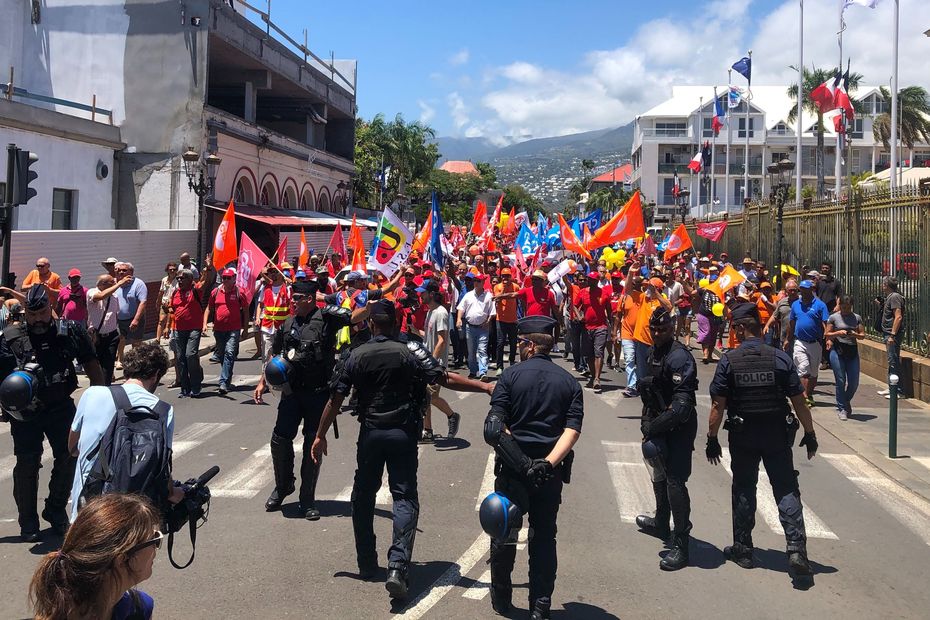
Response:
[588,191,645,250]
[471,200,488,235]
[329,222,347,261]
[696,220,728,242]
[236,232,270,305]
[370,206,412,277]
[557,213,592,260]
[706,265,746,299]
[663,224,692,260]
[212,199,238,270]
[298,227,309,268]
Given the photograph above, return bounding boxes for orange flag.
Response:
[211,199,238,269]
[706,265,746,299]
[663,224,693,261]
[413,210,432,253]
[471,200,488,235]
[348,215,367,272]
[582,223,592,250]
[588,190,645,250]
[558,213,592,260]
[298,227,310,268]
[502,207,516,236]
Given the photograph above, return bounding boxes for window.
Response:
[771,152,787,163]
[233,177,254,204]
[52,189,76,230]
[850,118,864,139]
[259,183,276,207]
[737,117,755,138]
[655,122,687,137]
[702,118,716,138]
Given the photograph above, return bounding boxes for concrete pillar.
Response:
[244,81,257,123]
[871,145,877,174]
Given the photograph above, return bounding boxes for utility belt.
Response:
[725,410,799,444]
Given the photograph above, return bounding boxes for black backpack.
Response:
[80,386,172,511]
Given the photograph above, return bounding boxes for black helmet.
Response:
[263,355,294,391]
[0,369,39,421]
[479,492,522,541]
[25,285,49,311]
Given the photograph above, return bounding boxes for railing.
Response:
[768,128,793,136]
[711,163,764,175]
[640,128,689,138]
[685,185,930,355]
[3,68,113,124]
[657,162,689,173]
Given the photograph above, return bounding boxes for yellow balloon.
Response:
[699,278,709,288]
[617,249,626,262]
[712,302,724,317]
[602,247,615,260]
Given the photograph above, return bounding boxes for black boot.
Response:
[298,437,321,521]
[530,598,551,620]
[13,454,41,542]
[489,538,515,615]
[660,534,690,571]
[44,454,76,536]
[637,480,671,540]
[724,543,754,569]
[635,515,671,541]
[385,566,409,600]
[265,434,295,511]
[788,548,812,575]
[489,584,512,615]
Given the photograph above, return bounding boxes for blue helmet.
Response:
[641,437,667,461]
[479,492,523,541]
[0,369,39,421]
[264,355,294,390]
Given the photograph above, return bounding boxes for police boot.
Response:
[385,565,409,600]
[660,534,690,571]
[43,454,76,536]
[298,437,321,521]
[529,598,551,620]
[265,434,296,511]
[489,539,515,615]
[724,543,754,569]
[788,548,813,576]
[13,454,41,542]
[636,481,671,540]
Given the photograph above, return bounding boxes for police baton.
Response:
[333,415,340,440]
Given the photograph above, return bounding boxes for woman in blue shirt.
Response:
[30,494,161,620]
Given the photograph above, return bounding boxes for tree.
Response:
[501,184,543,218]
[787,67,863,198]
[475,161,498,188]
[585,189,613,214]
[872,86,930,150]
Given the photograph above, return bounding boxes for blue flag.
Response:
[536,214,548,240]
[577,208,603,237]
[546,220,561,249]
[732,56,751,83]
[515,221,539,256]
[428,191,444,266]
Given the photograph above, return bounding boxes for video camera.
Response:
[399,286,420,309]
[164,465,219,569]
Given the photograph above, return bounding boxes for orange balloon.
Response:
[469,245,480,256]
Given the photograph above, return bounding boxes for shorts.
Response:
[581,327,608,359]
[427,383,441,397]
[117,317,145,341]
[793,340,822,379]
[677,305,692,318]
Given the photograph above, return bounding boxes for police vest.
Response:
[261,285,291,329]
[726,343,790,422]
[351,339,420,429]
[3,322,79,406]
[281,311,336,392]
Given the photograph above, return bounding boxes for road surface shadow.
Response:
[656,536,726,570]
[554,602,622,619]
[753,547,837,589]
[848,413,878,422]
[387,560,458,614]
[0,531,62,554]
[279,500,393,520]
[434,437,471,451]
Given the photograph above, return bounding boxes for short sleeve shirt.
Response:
[210,287,245,331]
[517,286,557,317]
[828,311,861,345]
[576,286,612,330]
[881,292,904,334]
[114,278,148,320]
[790,297,829,342]
[171,287,203,331]
[493,282,519,323]
[87,288,119,334]
[619,291,643,341]
[57,285,89,323]
[425,305,450,366]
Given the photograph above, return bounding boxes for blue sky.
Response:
[260,0,928,142]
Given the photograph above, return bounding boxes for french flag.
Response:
[810,71,842,114]
[712,93,726,136]
[687,149,703,174]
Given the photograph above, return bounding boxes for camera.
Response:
[164,465,219,569]
[399,286,420,309]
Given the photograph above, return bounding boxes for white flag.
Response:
[843,0,878,10]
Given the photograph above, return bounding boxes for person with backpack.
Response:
[169,269,205,398]
[206,268,248,394]
[68,341,183,522]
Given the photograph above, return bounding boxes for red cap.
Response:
[68,268,81,278]
[611,271,623,278]
[422,270,434,278]
[475,274,489,282]
[221,268,236,278]
[587,271,599,280]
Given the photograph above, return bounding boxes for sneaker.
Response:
[551,345,560,353]
[837,409,848,421]
[877,388,890,396]
[805,396,815,408]
[623,388,639,398]
[467,373,477,379]
[447,412,461,439]
[218,383,229,395]
[191,389,202,398]
[419,429,435,444]
[178,390,190,398]
[479,374,493,383]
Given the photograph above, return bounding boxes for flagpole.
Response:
[889,0,899,268]
[835,0,844,200]
[725,68,732,214]
[743,50,752,210]
[797,0,804,201]
[710,90,718,218]
[693,96,701,216]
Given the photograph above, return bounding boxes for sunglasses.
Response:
[36,264,49,268]
[167,268,177,272]
[221,276,233,280]
[176,276,191,281]
[129,530,165,554]
[291,294,309,302]
[518,337,533,346]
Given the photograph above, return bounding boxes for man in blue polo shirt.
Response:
[787,280,829,407]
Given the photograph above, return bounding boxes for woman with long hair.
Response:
[30,494,162,620]
[825,295,865,421]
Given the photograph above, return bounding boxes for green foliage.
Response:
[501,183,542,217]
[872,86,930,150]
[475,162,498,188]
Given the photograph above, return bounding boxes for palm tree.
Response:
[787,67,862,198]
[872,86,930,151]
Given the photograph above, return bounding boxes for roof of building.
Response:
[591,163,633,183]
[439,160,480,175]
[860,165,930,187]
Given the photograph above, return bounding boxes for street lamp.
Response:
[677,188,691,224]
[767,157,795,283]
[336,179,351,215]
[182,148,222,266]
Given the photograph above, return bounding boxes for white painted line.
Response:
[199,374,262,387]
[823,453,930,546]
[475,451,495,510]
[461,569,491,600]
[329,485,353,502]
[516,525,529,550]
[0,452,52,483]
[172,422,234,459]
[211,438,301,499]
[912,456,930,474]
[602,441,654,523]
[719,451,837,540]
[0,425,9,436]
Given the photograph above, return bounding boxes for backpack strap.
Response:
[109,384,134,414]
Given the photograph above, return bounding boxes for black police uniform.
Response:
[484,316,584,617]
[265,296,352,518]
[0,315,96,537]
[637,313,698,569]
[331,322,446,583]
[710,336,809,562]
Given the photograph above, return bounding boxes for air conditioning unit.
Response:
[788,146,795,152]
[96,160,109,180]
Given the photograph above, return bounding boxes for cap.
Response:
[648,307,674,328]
[743,257,754,264]
[708,265,719,272]
[25,285,49,311]
[760,281,773,289]
[699,256,710,262]
[649,277,664,288]
[721,252,729,258]
[422,270,434,279]
[295,269,307,279]
[281,262,293,270]
[611,271,623,278]
[517,315,557,336]
[417,281,441,294]
[587,271,599,280]
[799,279,814,289]
[221,268,236,278]
[806,270,820,278]
[474,274,489,283]
[282,269,292,278]
[730,302,761,323]
[102,257,118,265]
[532,269,546,279]
[541,259,555,268]
[347,270,368,282]
[500,267,512,276]
[315,267,329,276]
[369,298,396,319]
[291,280,318,296]
[404,268,415,276]
[464,272,476,279]
[68,268,81,278]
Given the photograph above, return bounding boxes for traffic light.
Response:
[11,148,38,206]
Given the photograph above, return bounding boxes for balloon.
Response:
[699,278,709,288]
[567,259,577,273]
[469,245,480,256]
[712,302,724,317]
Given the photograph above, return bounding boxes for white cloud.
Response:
[446,0,929,141]
[449,48,470,66]
[417,99,435,123]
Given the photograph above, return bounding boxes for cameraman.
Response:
[0,286,104,541]
[68,341,183,522]
[397,282,424,342]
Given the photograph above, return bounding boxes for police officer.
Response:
[0,286,104,541]
[483,315,583,620]
[253,279,356,520]
[311,299,490,601]
[705,302,819,574]
[635,307,698,571]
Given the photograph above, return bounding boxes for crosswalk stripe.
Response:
[172,422,234,459]
[461,569,491,600]
[475,451,495,510]
[602,441,654,523]
[719,451,837,540]
[199,374,263,387]
[211,438,302,499]
[0,425,9,436]
[822,453,930,546]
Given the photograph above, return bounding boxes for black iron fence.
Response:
[685,184,930,355]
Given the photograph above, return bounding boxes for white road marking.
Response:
[199,374,263,387]
[211,438,301,499]
[172,422,234,459]
[475,451,496,510]
[719,451,837,540]
[912,456,930,474]
[461,569,491,600]
[823,453,930,546]
[516,525,529,550]
[602,441,654,523]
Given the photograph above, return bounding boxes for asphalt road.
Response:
[2,340,930,619]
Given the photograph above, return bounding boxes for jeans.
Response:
[884,330,904,394]
[466,323,489,376]
[496,320,518,367]
[450,311,466,365]
[568,320,585,370]
[829,349,860,413]
[94,330,120,385]
[173,329,203,393]
[633,340,650,388]
[621,339,638,390]
[213,330,240,387]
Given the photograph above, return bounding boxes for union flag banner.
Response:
[588,191,645,249]
[236,232,270,304]
[663,224,693,260]
[706,265,746,299]
[557,213,591,260]
[211,200,238,270]
[696,221,728,242]
[298,227,310,268]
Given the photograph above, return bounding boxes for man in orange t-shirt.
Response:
[22,257,63,307]
[631,276,673,393]
[492,267,520,369]
[616,270,644,397]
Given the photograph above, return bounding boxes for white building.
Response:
[631,85,929,220]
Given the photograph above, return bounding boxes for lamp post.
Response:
[677,188,691,224]
[182,148,222,266]
[767,157,795,282]
[336,179,351,215]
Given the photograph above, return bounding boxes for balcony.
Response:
[657,162,690,173]
[640,127,690,139]
[711,163,764,175]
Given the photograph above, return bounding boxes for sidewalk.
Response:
[810,367,930,502]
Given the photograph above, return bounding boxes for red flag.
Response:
[663,224,693,260]
[273,236,288,269]
[236,232,270,305]
[640,236,657,257]
[412,210,432,253]
[489,194,503,230]
[696,221,728,242]
[471,201,488,235]
[347,215,367,271]
[558,213,592,260]
[687,150,703,173]
[589,191,646,250]
[706,265,746,299]
[810,73,841,114]
[329,222,347,261]
[211,199,238,270]
[514,242,528,277]
[298,227,309,268]
[502,207,517,236]
[582,223,592,250]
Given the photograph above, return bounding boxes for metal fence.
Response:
[685,184,930,355]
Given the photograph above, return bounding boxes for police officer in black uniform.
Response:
[253,279,356,520]
[705,302,819,574]
[0,286,103,541]
[484,315,583,620]
[311,299,491,601]
[635,307,698,571]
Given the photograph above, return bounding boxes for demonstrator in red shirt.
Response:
[169,268,205,397]
[574,271,613,391]
[207,268,249,394]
